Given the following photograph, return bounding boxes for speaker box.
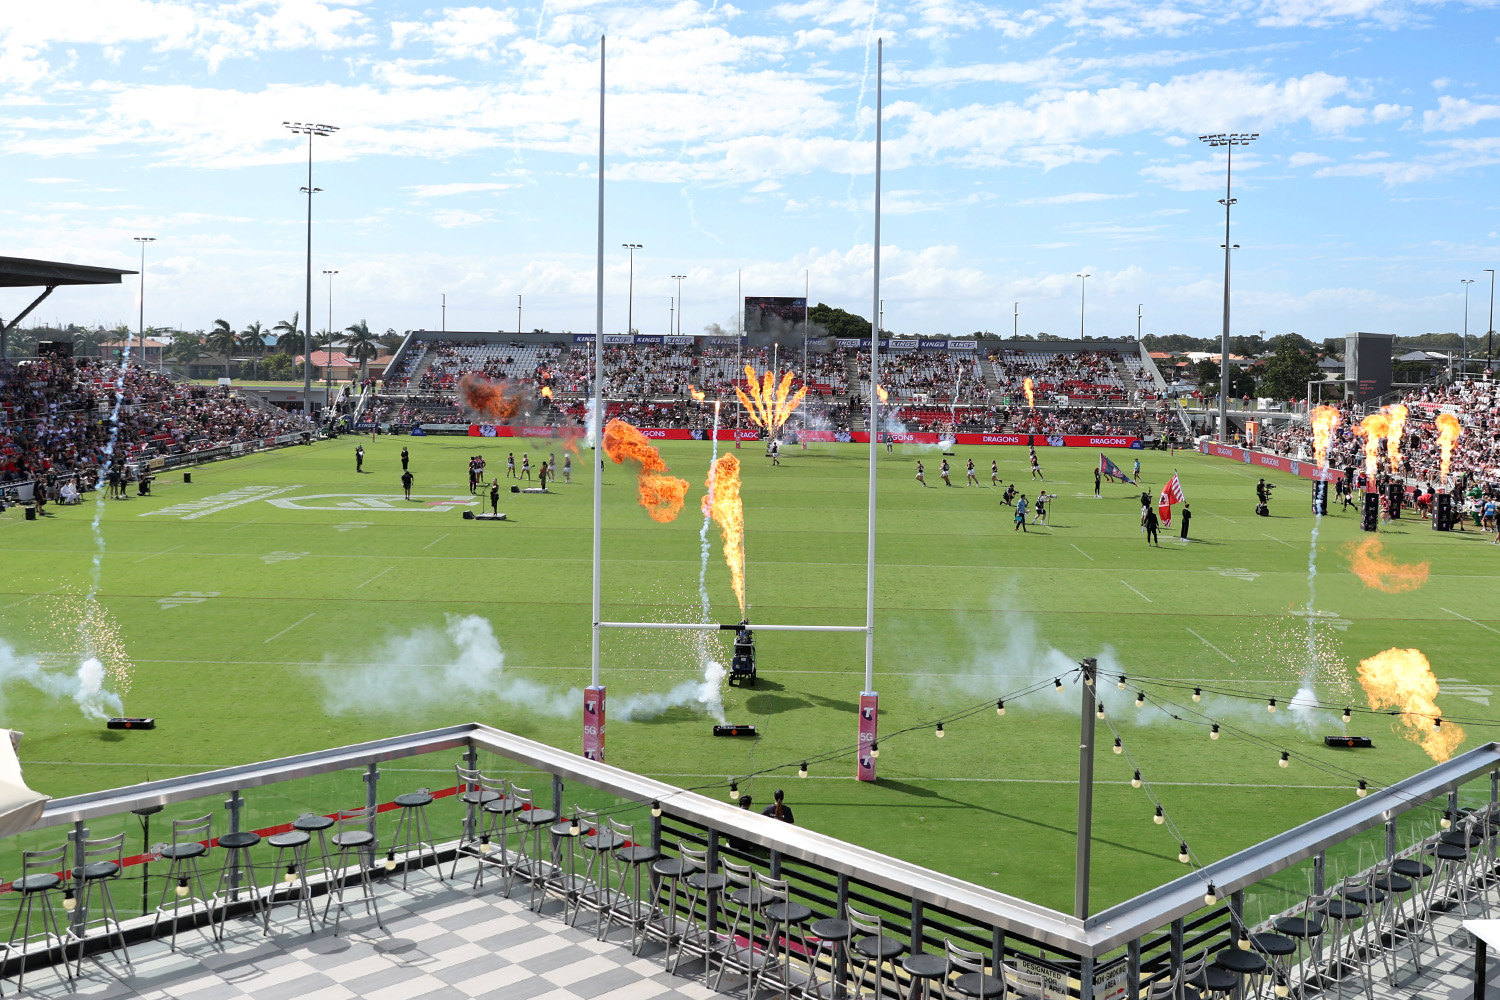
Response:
[1432,492,1452,532]
[1386,482,1403,519]
[1361,491,1379,532]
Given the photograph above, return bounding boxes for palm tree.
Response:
[168,333,204,372]
[343,320,379,382]
[240,321,267,379]
[205,319,238,379]
[272,313,300,356]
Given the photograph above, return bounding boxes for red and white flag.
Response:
[1158,472,1185,526]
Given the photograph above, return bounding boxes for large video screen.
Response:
[744,296,807,333]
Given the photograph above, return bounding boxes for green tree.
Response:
[343,319,379,381]
[272,313,301,355]
[206,319,238,379]
[1255,339,1323,401]
[167,334,204,370]
[378,328,404,353]
[240,321,266,378]
[262,351,295,380]
[807,303,872,339]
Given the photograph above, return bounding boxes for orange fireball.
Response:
[1345,538,1429,593]
[1358,648,1465,762]
[602,419,689,523]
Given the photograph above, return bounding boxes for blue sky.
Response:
[2,0,1498,343]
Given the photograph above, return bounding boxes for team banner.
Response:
[1199,441,1344,482]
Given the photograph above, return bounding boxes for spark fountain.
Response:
[1296,405,1342,713]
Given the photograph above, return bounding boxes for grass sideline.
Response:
[1,434,1496,913]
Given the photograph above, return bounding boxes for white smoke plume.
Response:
[320,615,577,717]
[614,660,727,723]
[584,398,600,448]
[0,639,124,721]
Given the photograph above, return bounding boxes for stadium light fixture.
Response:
[1076,273,1090,340]
[622,244,642,335]
[670,275,686,336]
[284,121,339,419]
[1198,132,1257,442]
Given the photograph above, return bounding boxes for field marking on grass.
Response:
[1260,533,1295,549]
[646,772,1351,789]
[263,613,315,644]
[421,534,449,550]
[1120,580,1152,603]
[1186,628,1236,662]
[227,515,265,531]
[133,544,184,564]
[1441,608,1500,635]
[2,586,62,609]
[1070,544,1094,561]
[354,566,394,589]
[1208,512,1237,523]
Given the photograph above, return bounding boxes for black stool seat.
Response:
[951,971,1004,998]
[332,830,374,848]
[483,796,522,814]
[550,821,580,838]
[728,884,768,907]
[902,952,948,978]
[219,831,261,850]
[686,872,726,891]
[854,935,905,960]
[1215,950,1267,975]
[13,872,60,892]
[584,831,625,851]
[1341,886,1385,905]
[1370,873,1412,893]
[160,842,207,860]
[293,814,335,831]
[460,789,501,805]
[1251,933,1297,956]
[394,792,434,808]
[810,918,851,940]
[1274,916,1323,937]
[1441,830,1483,847]
[652,858,695,879]
[1323,899,1363,920]
[615,845,659,865]
[1433,844,1467,862]
[73,861,119,881]
[520,808,558,826]
[764,901,812,924]
[268,831,310,849]
[1392,858,1434,878]
[1185,967,1236,992]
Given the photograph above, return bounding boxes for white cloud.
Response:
[405,182,512,198]
[1371,102,1409,122]
[1286,151,1331,167]
[1016,191,1133,205]
[26,176,80,184]
[1422,96,1500,132]
[1255,0,1422,30]
[391,6,521,60]
[1140,154,1265,191]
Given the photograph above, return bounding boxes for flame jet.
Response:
[701,454,745,615]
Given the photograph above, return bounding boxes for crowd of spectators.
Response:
[989,348,1156,403]
[0,356,312,484]
[855,350,990,404]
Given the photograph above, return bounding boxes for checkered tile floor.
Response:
[19,861,733,1000]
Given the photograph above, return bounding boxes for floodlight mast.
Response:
[283,121,340,419]
[1198,132,1257,442]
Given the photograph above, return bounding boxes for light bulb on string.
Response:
[1192,687,1202,702]
[1132,769,1142,788]
[1441,813,1453,830]
[176,878,189,899]
[1117,674,1127,690]
[1274,981,1290,998]
[1204,883,1218,906]
[651,800,662,817]
[384,849,398,872]
[1267,698,1277,714]
[935,722,945,738]
[1356,781,1368,798]
[798,762,808,778]
[284,864,298,884]
[871,742,880,758]
[1342,707,1352,724]
[996,700,1005,716]
[729,781,738,801]
[1433,717,1443,731]
[63,888,76,912]
[1210,724,1220,741]
[1178,843,1190,864]
[1096,702,1105,720]
[1153,805,1165,825]
[1113,737,1123,755]
[1054,677,1064,693]
[1279,751,1290,768]
[1135,692,1145,708]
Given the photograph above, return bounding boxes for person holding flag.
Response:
[1099,452,1137,487]
[1158,472,1186,536]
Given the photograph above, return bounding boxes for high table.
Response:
[1464,919,1500,999]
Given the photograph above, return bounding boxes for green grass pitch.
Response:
[1,435,1496,914]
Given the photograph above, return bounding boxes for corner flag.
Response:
[1158,472,1185,526]
[1099,453,1136,485]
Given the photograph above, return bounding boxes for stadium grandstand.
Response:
[360,330,1185,441]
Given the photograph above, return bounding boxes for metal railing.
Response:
[12,724,1499,999]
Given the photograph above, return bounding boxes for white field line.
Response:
[227,515,266,532]
[1186,628,1235,662]
[1070,544,1094,562]
[2,586,63,609]
[263,613,315,644]
[421,533,449,551]
[1121,580,1153,603]
[133,544,184,564]
[1261,533,1295,549]
[1209,512,1236,523]
[1441,608,1500,635]
[354,566,394,590]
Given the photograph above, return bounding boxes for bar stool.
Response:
[807,915,853,1000]
[5,843,73,990]
[607,820,659,945]
[1368,867,1419,980]
[672,843,726,977]
[325,806,382,935]
[849,904,905,999]
[1273,897,1327,999]
[543,812,585,920]
[711,859,765,993]
[151,813,215,952]
[388,790,443,890]
[264,829,316,934]
[1214,945,1267,1000]
[475,781,522,892]
[1390,856,1440,961]
[1339,873,1393,990]
[577,808,625,934]
[1180,952,1235,999]
[450,765,504,881]
[68,832,129,977]
[212,829,265,940]
[758,873,815,1000]
[1318,883,1370,1000]
[641,848,697,961]
[901,951,946,1000]
[510,785,558,911]
[1250,933,1297,999]
[942,939,1000,999]
[293,813,336,884]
